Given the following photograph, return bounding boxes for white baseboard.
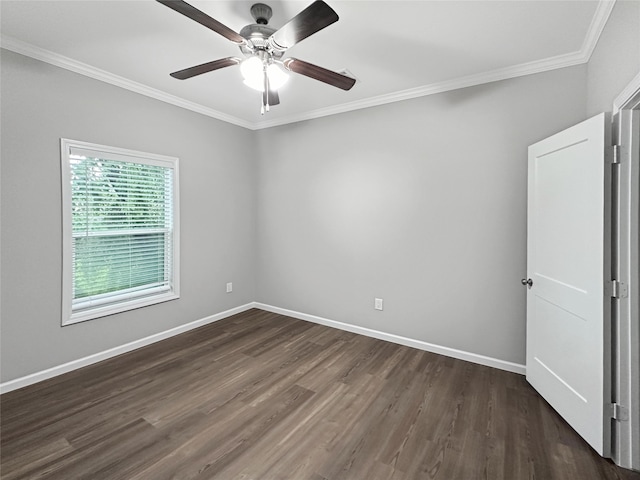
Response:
[1,301,525,394]
[0,303,255,394]
[254,303,526,375]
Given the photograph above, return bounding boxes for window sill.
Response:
[63,291,180,326]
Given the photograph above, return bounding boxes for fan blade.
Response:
[157,0,246,45]
[170,57,240,80]
[269,1,338,51]
[268,89,280,106]
[283,58,355,91]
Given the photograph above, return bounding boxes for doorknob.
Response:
[521,278,533,287]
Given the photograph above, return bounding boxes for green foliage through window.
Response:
[70,156,173,303]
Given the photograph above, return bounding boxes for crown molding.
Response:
[1,0,616,131]
[255,50,589,130]
[254,0,616,130]
[0,35,254,130]
[581,0,616,61]
[613,70,640,113]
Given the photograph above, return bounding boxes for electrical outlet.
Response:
[226,282,233,293]
[374,298,383,311]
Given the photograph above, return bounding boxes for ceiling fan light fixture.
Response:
[240,56,263,90]
[240,56,289,92]
[243,78,265,91]
[158,0,352,112]
[266,63,289,90]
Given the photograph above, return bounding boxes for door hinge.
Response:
[610,280,629,299]
[609,144,621,164]
[606,403,629,421]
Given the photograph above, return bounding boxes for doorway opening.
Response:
[612,76,640,471]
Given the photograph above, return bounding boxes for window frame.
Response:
[60,138,180,326]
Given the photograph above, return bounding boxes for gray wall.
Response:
[255,66,588,366]
[1,50,257,382]
[587,0,640,115]
[5,0,638,383]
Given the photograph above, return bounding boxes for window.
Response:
[61,139,179,325]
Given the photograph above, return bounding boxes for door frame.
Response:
[612,72,640,471]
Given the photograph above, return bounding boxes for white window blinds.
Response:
[61,140,179,325]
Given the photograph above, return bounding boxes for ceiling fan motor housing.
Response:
[239,4,283,58]
[239,24,279,54]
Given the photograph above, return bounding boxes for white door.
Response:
[526,113,612,457]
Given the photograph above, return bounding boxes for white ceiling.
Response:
[1,0,611,129]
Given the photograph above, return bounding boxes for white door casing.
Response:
[526,113,612,457]
[613,106,640,470]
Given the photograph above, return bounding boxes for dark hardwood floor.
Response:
[1,309,638,479]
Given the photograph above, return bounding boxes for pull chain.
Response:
[261,63,270,115]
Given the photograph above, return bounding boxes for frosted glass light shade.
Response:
[240,56,263,90]
[240,57,288,92]
[243,77,265,91]
[267,64,288,90]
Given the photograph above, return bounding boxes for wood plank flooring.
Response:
[1,309,638,479]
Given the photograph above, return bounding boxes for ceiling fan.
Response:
[157,0,356,114]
